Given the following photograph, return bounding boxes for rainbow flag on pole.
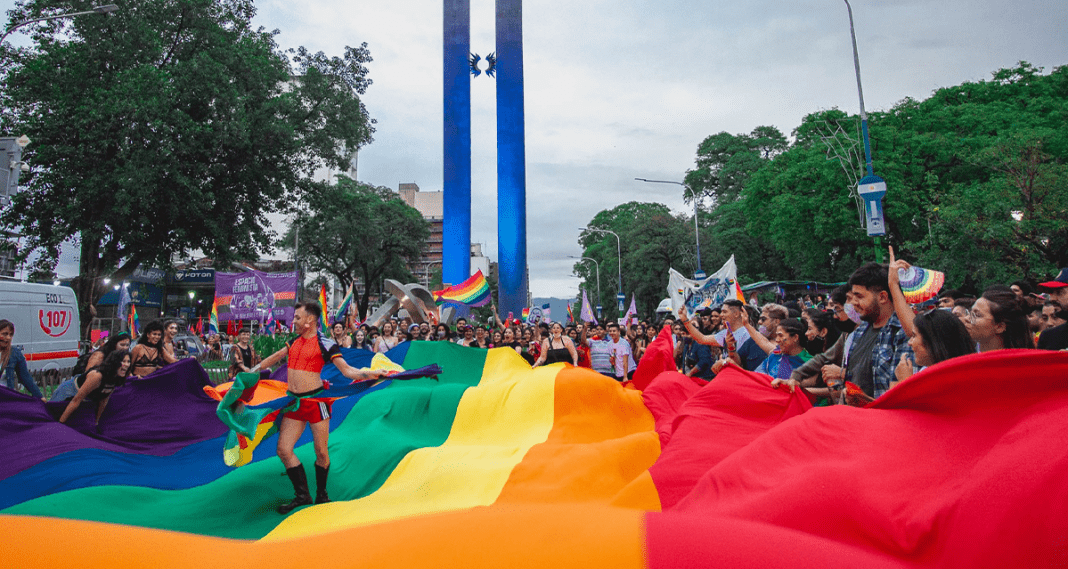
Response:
[434,270,491,307]
[208,299,219,335]
[319,283,330,334]
[335,283,354,325]
[128,305,139,336]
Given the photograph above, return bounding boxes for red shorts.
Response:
[283,398,332,424]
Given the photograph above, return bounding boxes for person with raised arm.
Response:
[257,301,389,514]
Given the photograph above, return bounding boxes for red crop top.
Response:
[287,335,343,373]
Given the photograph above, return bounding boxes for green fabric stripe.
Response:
[4,342,490,540]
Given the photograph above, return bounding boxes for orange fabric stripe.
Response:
[611,471,663,511]
[203,379,290,406]
[494,366,660,505]
[24,351,79,362]
[2,505,646,569]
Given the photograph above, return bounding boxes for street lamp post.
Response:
[635,177,703,276]
[843,0,884,263]
[568,255,601,315]
[0,4,118,46]
[423,260,443,288]
[578,227,622,316]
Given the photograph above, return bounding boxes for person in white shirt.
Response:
[606,322,633,381]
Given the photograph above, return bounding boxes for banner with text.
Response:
[668,255,740,319]
[214,270,298,324]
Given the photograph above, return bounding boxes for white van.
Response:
[0,281,81,389]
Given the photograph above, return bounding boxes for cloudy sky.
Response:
[31,0,1068,297]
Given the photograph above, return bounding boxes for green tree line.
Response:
[576,62,1067,317]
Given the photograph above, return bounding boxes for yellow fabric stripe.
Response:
[264,348,559,541]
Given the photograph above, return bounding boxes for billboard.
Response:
[214,270,298,323]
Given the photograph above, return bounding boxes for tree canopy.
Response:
[0,0,375,331]
[278,178,429,320]
[740,62,1068,289]
[578,62,1068,314]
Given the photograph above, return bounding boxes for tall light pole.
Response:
[0,4,118,46]
[843,0,884,263]
[423,260,443,288]
[635,177,703,276]
[568,255,600,314]
[579,226,622,317]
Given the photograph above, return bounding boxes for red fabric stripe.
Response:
[645,367,811,509]
[642,350,1068,567]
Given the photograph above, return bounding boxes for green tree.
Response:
[279,178,430,320]
[681,126,789,283]
[577,202,693,320]
[0,0,375,336]
[684,126,787,206]
[731,63,1068,290]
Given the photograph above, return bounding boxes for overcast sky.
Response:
[29,0,1068,298]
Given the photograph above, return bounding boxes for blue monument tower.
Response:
[442,0,528,317]
[442,0,472,289]
[494,0,528,317]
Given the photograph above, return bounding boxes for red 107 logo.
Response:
[39,309,73,337]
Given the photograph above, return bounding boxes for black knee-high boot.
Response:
[278,465,313,514]
[315,463,331,504]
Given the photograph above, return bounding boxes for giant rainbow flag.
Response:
[434,270,491,307]
[2,335,1067,568]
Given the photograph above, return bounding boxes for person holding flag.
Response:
[256,301,390,514]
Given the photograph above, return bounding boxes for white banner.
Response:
[668,256,740,319]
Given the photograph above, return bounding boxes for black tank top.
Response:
[544,338,571,365]
[236,345,254,368]
[75,368,125,402]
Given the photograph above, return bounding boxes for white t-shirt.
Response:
[714,326,751,349]
[608,338,633,377]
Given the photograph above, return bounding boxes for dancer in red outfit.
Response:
[258,301,388,514]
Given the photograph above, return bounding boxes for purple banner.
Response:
[214,270,298,323]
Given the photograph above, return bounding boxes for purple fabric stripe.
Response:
[0,359,227,481]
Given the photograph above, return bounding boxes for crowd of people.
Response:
[4,257,1066,421]
[667,254,1068,406]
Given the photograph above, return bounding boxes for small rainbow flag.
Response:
[434,270,491,307]
[733,279,746,303]
[566,302,576,324]
[128,305,139,336]
[319,283,330,334]
[209,298,219,335]
[521,307,530,322]
[898,266,945,304]
[335,283,354,324]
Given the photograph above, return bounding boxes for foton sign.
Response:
[39,308,73,337]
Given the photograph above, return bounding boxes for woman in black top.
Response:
[83,332,132,372]
[131,320,175,377]
[501,327,523,355]
[229,328,260,378]
[59,349,132,425]
[533,322,578,366]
